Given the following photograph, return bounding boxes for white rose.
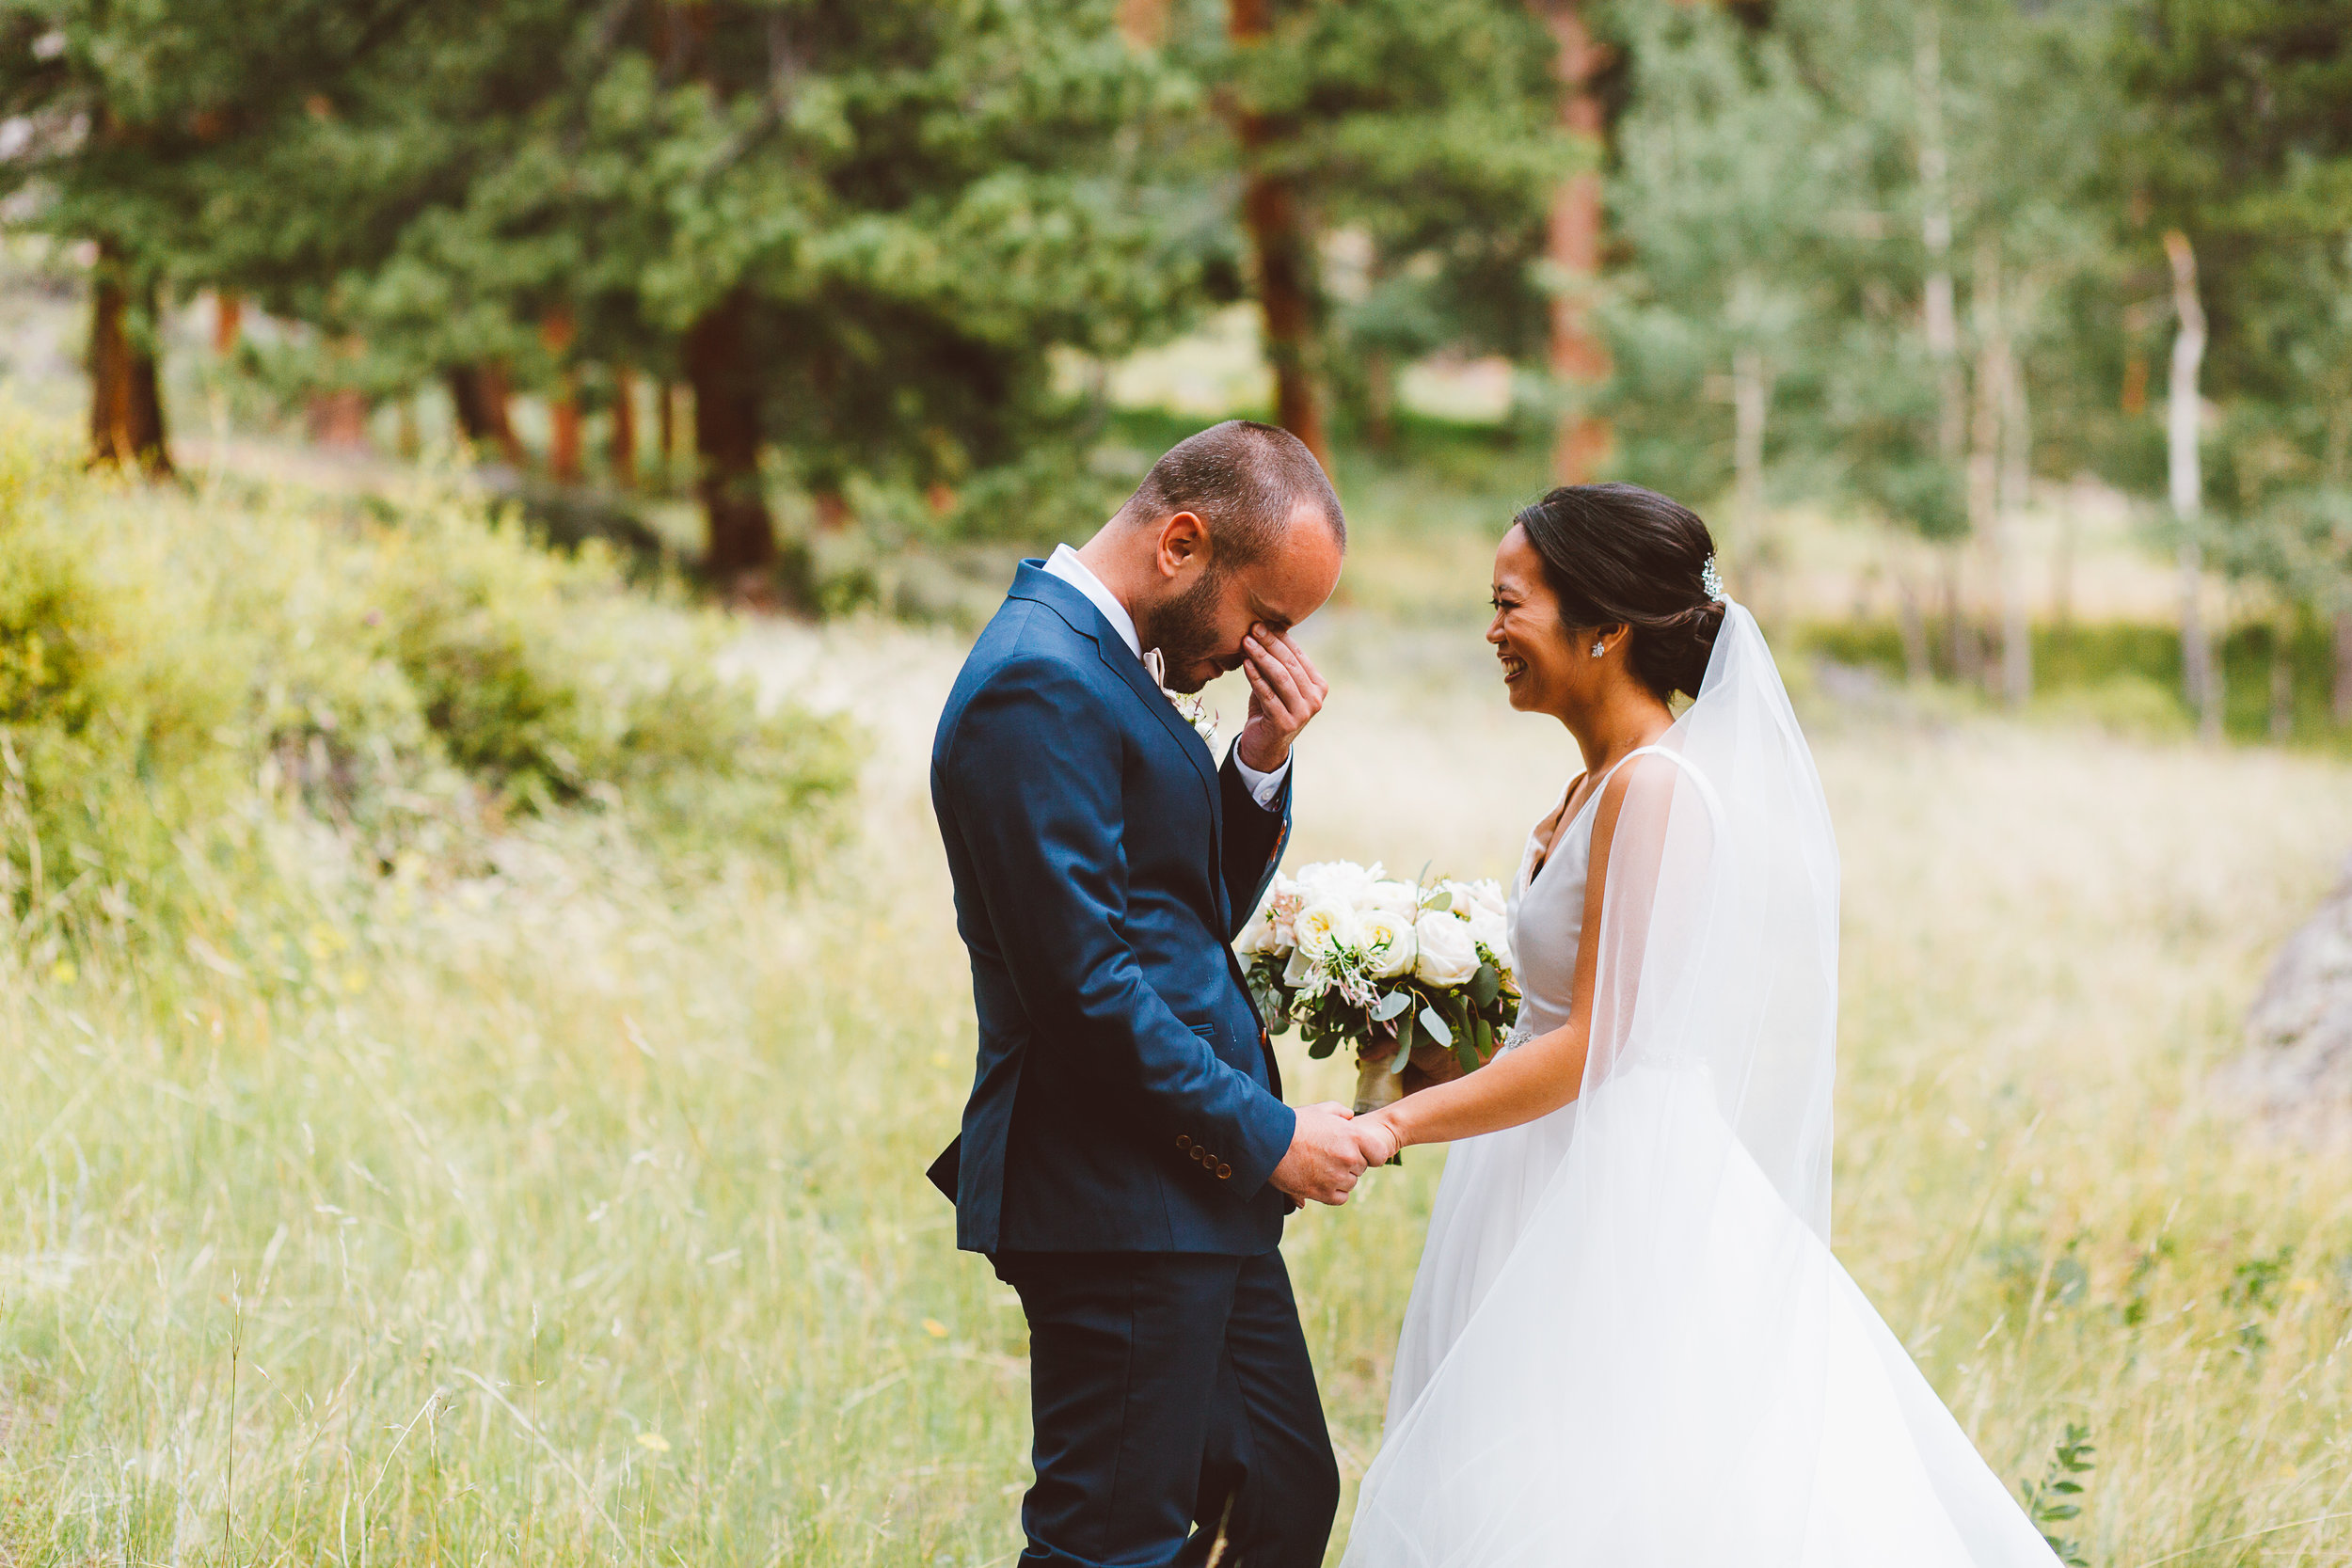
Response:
[1233,912,1278,956]
[1297,861,1376,902]
[1358,906,1417,979]
[1293,896,1360,961]
[1467,879,1507,918]
[1412,910,1481,988]
[1282,944,1323,990]
[1361,879,1420,915]
[1467,906,1512,972]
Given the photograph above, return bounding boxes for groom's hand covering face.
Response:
[1139,500,1342,699]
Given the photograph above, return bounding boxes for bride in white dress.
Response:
[1341,484,2060,1566]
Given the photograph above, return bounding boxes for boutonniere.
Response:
[1141,647,1219,748]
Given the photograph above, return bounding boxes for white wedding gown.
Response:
[1343,610,2059,1567]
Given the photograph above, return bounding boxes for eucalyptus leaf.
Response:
[1307,1036,1338,1060]
[1372,990,1412,1022]
[1419,1006,1453,1047]
[1470,962,1500,1007]
[1389,1043,1412,1076]
[1422,889,1453,912]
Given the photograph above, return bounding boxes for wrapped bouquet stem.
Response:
[1235,862,1519,1138]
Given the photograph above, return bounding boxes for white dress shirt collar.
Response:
[1042,544,1139,659]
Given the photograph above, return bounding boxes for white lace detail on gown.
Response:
[1342,609,2061,1568]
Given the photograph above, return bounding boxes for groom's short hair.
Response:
[1114,420,1345,567]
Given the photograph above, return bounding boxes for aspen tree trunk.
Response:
[1915,16,1964,678]
[87,241,172,477]
[1532,0,1611,484]
[2268,606,2296,742]
[683,290,777,587]
[1915,17,1964,468]
[1229,0,1327,470]
[2335,608,2352,725]
[1893,553,1931,684]
[1998,334,2033,706]
[610,365,638,490]
[2164,230,2221,743]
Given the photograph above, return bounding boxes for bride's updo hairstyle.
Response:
[1512,483,1725,703]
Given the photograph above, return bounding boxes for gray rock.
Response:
[2217,853,2352,1139]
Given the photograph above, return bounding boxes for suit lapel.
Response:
[1008,562,1231,929]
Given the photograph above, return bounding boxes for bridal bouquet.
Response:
[1235,862,1519,1116]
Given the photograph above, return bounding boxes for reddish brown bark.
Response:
[306,388,371,449]
[1530,0,1612,484]
[659,380,679,476]
[683,291,777,585]
[447,364,526,467]
[87,242,172,478]
[213,291,242,356]
[610,364,639,489]
[1229,0,1328,472]
[1118,0,1171,47]
[540,307,581,483]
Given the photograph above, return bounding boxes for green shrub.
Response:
[0,420,859,946]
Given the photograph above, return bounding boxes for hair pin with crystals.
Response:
[1700,555,1726,604]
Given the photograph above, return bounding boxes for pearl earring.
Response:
[1590,640,1606,657]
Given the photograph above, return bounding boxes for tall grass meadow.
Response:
[5,425,2352,1564]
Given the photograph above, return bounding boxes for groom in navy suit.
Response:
[930,421,1377,1566]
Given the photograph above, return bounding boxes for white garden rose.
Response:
[1412,910,1481,987]
[1361,879,1420,915]
[1296,861,1378,903]
[1293,896,1361,961]
[1233,911,1278,956]
[1358,906,1417,978]
[1467,879,1508,918]
[1467,906,1513,971]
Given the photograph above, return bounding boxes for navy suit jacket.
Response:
[928,562,1297,1255]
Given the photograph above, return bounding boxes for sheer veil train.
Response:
[1343,603,2061,1566]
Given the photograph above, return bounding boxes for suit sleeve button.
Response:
[1216,1164,1232,1180]
[1176,1134,1191,1150]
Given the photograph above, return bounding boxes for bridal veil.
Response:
[1343,605,2059,1566]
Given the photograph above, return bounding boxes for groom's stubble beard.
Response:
[1140,565,1231,694]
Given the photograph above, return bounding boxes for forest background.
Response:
[4,1,2352,1565]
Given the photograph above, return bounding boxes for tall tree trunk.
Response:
[87,241,172,478]
[1997,329,2033,707]
[212,291,242,356]
[446,364,525,467]
[1915,16,1964,470]
[1117,0,1170,47]
[1893,546,1931,685]
[1969,247,2026,705]
[542,307,581,484]
[683,290,776,589]
[610,365,638,490]
[306,389,370,449]
[1229,0,1327,470]
[1532,0,1611,485]
[2334,604,2352,726]
[1731,346,1772,619]
[2268,606,2296,742]
[2164,230,2221,743]
[659,379,680,483]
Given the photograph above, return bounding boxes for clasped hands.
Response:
[1270,1102,1404,1207]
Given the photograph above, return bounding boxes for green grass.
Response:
[7,433,2352,1564]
